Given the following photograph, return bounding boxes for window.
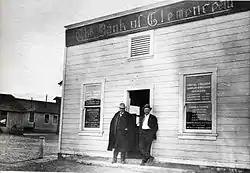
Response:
[53,115,58,124]
[29,112,34,123]
[0,111,7,127]
[44,114,50,124]
[128,30,154,60]
[80,80,105,136]
[178,68,217,140]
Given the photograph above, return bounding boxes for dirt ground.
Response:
[0,134,249,173]
[0,159,250,173]
[0,160,167,173]
[0,133,58,163]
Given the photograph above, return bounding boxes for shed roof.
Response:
[0,94,26,112]
[16,99,60,114]
[0,93,60,114]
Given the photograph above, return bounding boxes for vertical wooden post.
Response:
[39,136,45,159]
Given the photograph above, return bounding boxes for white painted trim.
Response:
[211,69,217,135]
[78,131,104,137]
[65,0,183,29]
[100,79,105,133]
[79,79,105,136]
[59,47,67,153]
[178,67,218,76]
[177,133,218,141]
[80,82,84,131]
[178,67,218,140]
[183,75,188,131]
[178,73,184,134]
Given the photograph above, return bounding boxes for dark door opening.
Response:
[127,89,150,159]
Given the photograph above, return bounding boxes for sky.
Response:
[0,0,168,102]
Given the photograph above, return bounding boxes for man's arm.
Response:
[150,115,158,133]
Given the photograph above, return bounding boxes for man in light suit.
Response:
[139,104,158,166]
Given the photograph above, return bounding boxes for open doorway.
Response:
[127,89,150,158]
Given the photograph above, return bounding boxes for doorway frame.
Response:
[124,84,155,158]
[124,85,155,113]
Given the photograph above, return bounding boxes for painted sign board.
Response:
[186,103,212,130]
[185,74,211,102]
[185,73,212,130]
[66,0,250,47]
[84,84,101,106]
[84,107,101,128]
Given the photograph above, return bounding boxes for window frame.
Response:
[29,112,35,123]
[178,67,218,140]
[0,111,7,127]
[79,79,105,136]
[44,114,50,124]
[128,30,154,61]
[52,115,58,124]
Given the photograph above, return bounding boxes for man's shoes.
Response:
[120,152,126,164]
[147,156,154,163]
[112,151,118,164]
[121,160,126,164]
[140,159,147,166]
[111,159,117,164]
[140,161,145,166]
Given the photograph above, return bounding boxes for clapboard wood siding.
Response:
[65,44,250,73]
[61,10,250,169]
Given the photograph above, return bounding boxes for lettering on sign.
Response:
[66,0,250,47]
[84,84,101,106]
[186,103,212,130]
[185,75,211,102]
[84,107,101,128]
[184,73,213,130]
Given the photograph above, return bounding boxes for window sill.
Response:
[128,55,154,62]
[177,132,218,141]
[78,130,104,137]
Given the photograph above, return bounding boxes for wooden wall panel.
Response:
[61,10,250,169]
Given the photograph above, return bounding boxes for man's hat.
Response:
[143,104,152,110]
[119,103,126,109]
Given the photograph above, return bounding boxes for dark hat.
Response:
[119,103,126,109]
[143,104,152,110]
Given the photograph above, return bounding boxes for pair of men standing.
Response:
[107,103,158,165]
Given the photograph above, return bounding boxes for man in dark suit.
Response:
[139,104,158,166]
[107,103,134,164]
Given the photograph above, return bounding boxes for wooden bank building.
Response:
[59,0,250,169]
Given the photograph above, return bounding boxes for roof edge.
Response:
[16,98,57,104]
[64,0,181,29]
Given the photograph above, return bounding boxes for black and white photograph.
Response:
[0,0,250,172]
